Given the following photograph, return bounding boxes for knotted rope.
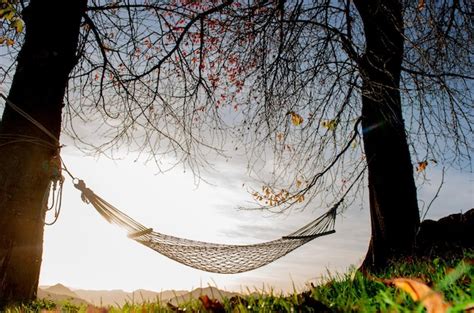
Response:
[1,93,64,225]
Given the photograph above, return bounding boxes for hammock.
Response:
[1,94,352,274]
[73,180,338,274]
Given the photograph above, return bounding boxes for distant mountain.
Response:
[73,288,187,306]
[168,286,239,306]
[37,284,90,306]
[38,284,237,307]
[72,289,131,307]
[134,289,189,303]
[43,283,79,298]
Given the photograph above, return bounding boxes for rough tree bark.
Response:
[353,0,420,269]
[0,0,86,306]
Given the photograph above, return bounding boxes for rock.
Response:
[416,208,474,257]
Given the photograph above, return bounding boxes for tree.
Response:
[0,0,472,306]
[0,0,86,306]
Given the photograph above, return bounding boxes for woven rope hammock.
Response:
[73,180,338,274]
[1,94,355,274]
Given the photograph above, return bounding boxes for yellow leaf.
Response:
[322,119,338,130]
[11,18,23,33]
[0,7,12,19]
[264,187,271,197]
[6,38,14,46]
[295,179,302,188]
[289,112,303,126]
[276,132,284,141]
[389,278,450,313]
[4,9,15,21]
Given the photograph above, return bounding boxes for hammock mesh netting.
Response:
[74,180,337,274]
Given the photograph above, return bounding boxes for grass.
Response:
[5,252,473,312]
[312,257,473,312]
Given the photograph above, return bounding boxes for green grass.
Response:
[312,257,473,313]
[5,253,473,312]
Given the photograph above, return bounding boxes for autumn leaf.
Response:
[416,160,429,172]
[418,0,426,11]
[288,111,304,126]
[11,18,23,32]
[0,6,14,21]
[295,179,302,188]
[387,278,450,313]
[322,119,338,130]
[464,303,474,312]
[199,295,225,313]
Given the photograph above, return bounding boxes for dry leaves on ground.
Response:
[386,278,450,313]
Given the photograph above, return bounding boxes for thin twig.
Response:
[421,167,445,221]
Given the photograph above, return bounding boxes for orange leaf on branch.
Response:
[416,160,429,172]
[288,111,303,126]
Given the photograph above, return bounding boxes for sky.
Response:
[0,0,470,296]
[37,143,473,293]
[0,93,471,294]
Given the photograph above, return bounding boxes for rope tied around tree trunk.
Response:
[1,92,65,225]
[0,93,59,145]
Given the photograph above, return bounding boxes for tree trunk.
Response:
[353,0,420,269]
[0,0,85,307]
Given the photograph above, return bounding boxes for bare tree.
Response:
[0,0,472,306]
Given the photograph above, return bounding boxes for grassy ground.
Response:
[6,252,473,312]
